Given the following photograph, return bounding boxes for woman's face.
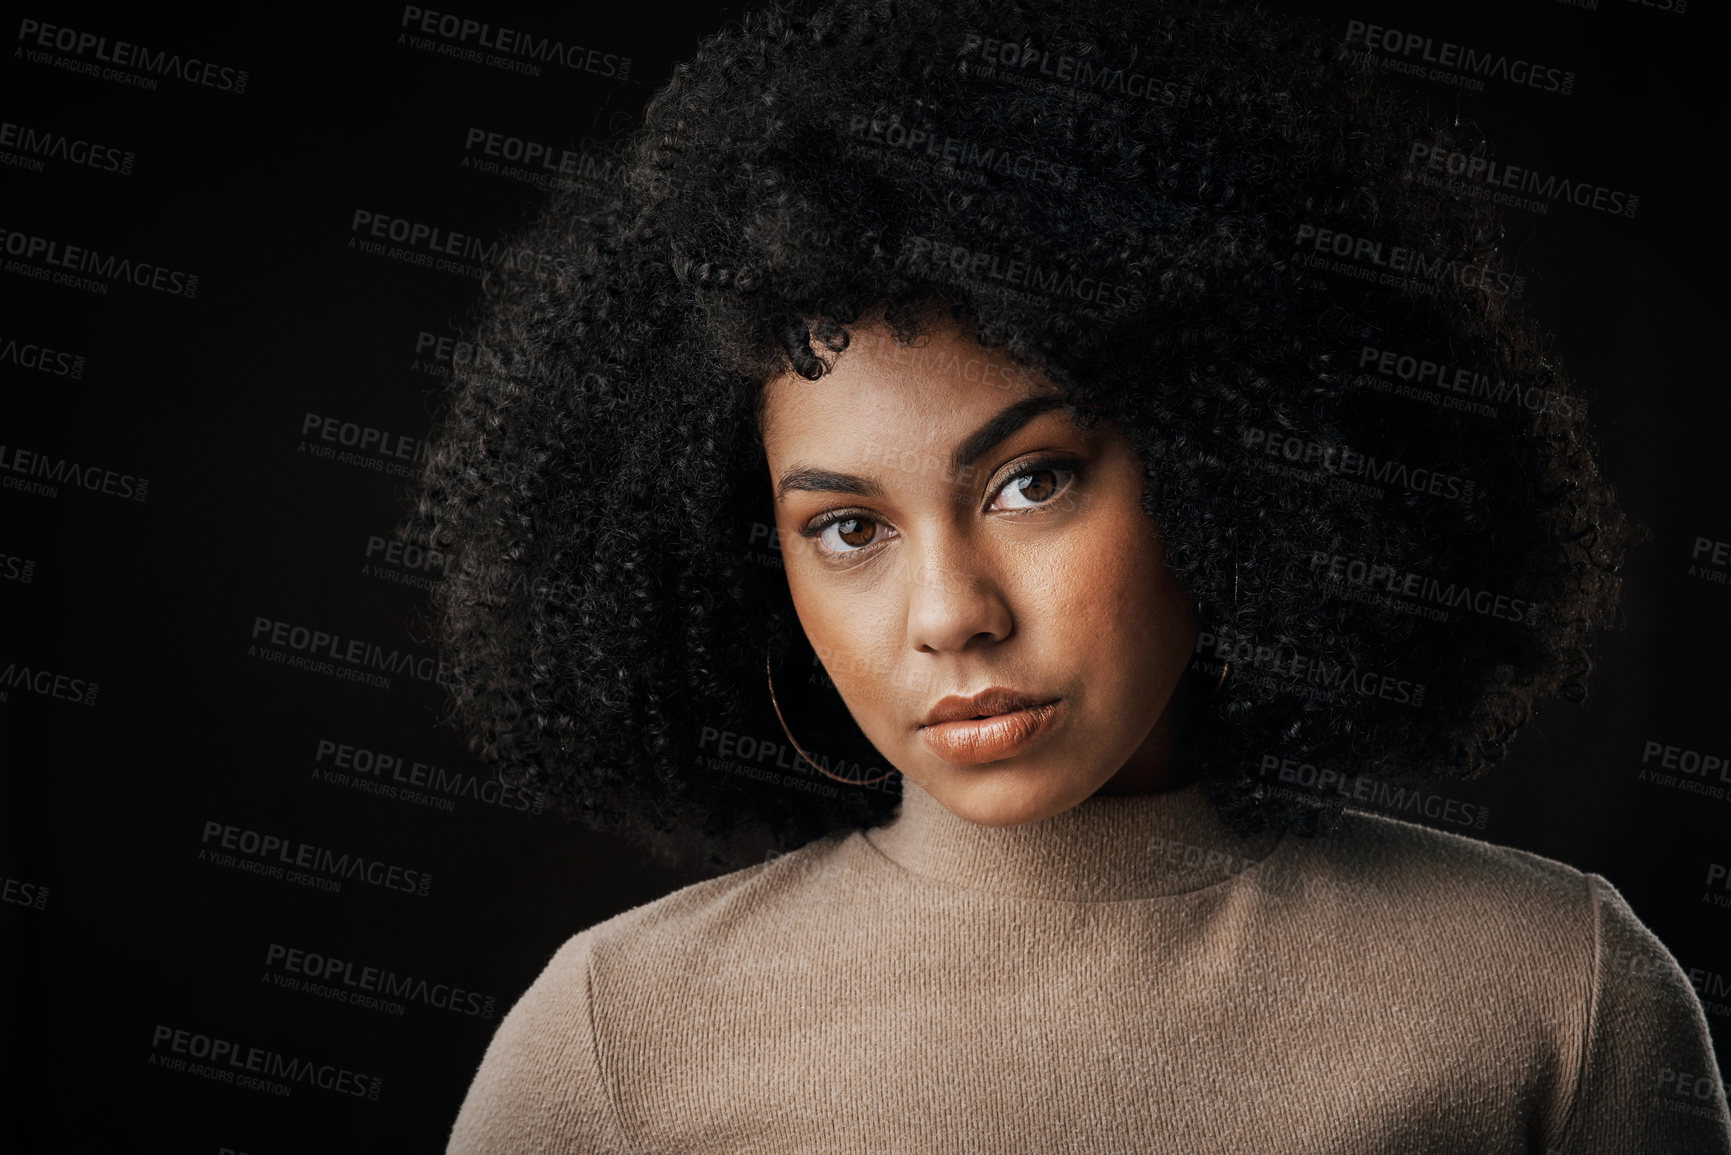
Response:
[760,319,1201,827]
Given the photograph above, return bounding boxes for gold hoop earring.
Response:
[764,645,896,787]
[1209,555,1241,699]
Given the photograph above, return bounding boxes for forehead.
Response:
[760,322,1053,457]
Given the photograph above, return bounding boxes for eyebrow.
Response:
[775,394,1071,503]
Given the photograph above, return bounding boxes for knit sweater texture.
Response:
[447,777,1731,1153]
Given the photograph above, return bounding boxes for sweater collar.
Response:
[863,774,1283,902]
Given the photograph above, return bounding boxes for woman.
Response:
[418,0,1731,1149]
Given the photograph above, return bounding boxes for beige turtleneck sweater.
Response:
[446,777,1731,1153]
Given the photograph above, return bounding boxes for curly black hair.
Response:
[411,0,1632,870]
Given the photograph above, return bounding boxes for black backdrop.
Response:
[2,1,1727,1150]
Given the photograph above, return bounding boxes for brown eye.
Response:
[835,517,876,548]
[810,514,888,556]
[991,463,1075,511]
[1016,470,1057,502]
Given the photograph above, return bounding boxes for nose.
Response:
[904,539,1013,654]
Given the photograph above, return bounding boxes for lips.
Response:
[920,686,1058,728]
[918,687,1065,766]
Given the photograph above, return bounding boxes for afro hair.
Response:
[412,0,1632,869]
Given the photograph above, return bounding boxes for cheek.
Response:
[1107,521,1192,658]
[1029,497,1185,678]
[1113,522,1180,630]
[784,563,906,722]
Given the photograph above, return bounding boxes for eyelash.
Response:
[798,454,1081,560]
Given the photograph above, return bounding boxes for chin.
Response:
[921,762,1102,827]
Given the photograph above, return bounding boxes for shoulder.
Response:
[576,828,873,975]
[1270,807,1700,989]
[1278,808,1731,1145]
[1275,806,1596,929]
[447,922,629,1152]
[446,831,867,1152]
[1303,808,1697,987]
[1259,808,1602,1032]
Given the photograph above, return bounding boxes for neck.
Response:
[866,773,1282,901]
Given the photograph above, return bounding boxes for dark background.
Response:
[1,1,1726,1150]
